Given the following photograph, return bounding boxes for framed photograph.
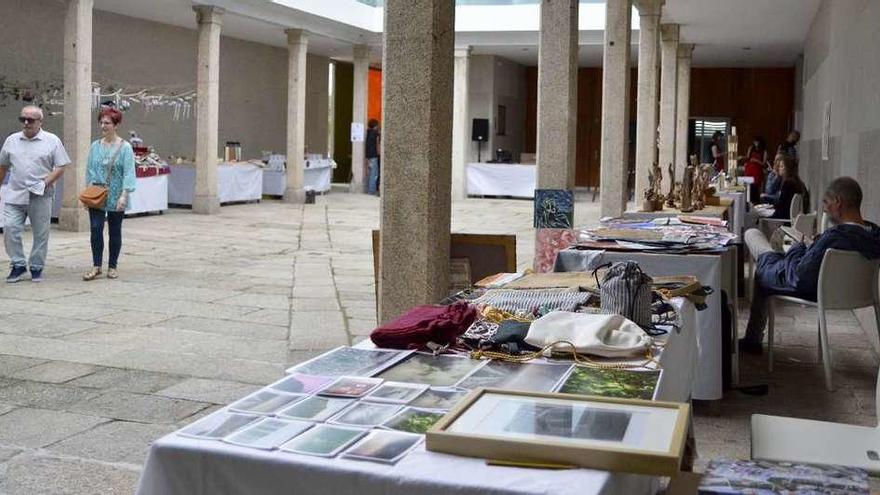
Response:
[280,424,368,458]
[178,411,260,440]
[455,360,572,393]
[285,346,412,377]
[268,373,334,395]
[426,388,690,476]
[329,401,403,428]
[342,429,423,465]
[534,189,574,229]
[319,376,383,398]
[228,390,306,416]
[376,352,483,387]
[364,382,429,404]
[277,395,353,422]
[557,367,662,401]
[382,407,446,434]
[223,417,313,450]
[409,387,469,410]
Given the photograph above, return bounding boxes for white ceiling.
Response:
[92,0,821,68]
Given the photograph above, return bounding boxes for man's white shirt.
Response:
[0,130,71,205]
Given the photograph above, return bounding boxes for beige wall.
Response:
[305,54,330,155]
[0,0,328,161]
[466,55,527,164]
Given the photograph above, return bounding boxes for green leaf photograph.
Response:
[558,367,661,400]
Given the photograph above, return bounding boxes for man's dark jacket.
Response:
[756,222,880,300]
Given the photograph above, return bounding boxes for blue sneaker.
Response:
[30,268,43,283]
[6,266,26,283]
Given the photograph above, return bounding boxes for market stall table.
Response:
[555,248,738,400]
[466,163,536,199]
[262,158,335,196]
[168,162,263,206]
[137,298,699,495]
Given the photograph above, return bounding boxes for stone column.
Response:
[657,24,679,175]
[536,0,578,189]
[674,44,694,181]
[284,29,308,203]
[633,0,663,204]
[379,0,454,324]
[191,6,222,214]
[349,44,370,193]
[451,46,471,200]
[59,0,93,232]
[599,0,632,218]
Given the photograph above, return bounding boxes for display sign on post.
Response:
[351,123,365,143]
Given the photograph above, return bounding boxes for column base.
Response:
[283,188,305,204]
[192,195,220,214]
[348,181,365,194]
[58,207,89,232]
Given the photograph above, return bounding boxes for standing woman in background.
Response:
[744,136,769,201]
[711,131,725,173]
[365,119,381,195]
[83,107,136,281]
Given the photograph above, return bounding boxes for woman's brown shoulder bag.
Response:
[79,141,122,209]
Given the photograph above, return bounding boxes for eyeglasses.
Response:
[18,117,40,124]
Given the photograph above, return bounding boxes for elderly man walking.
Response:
[0,106,70,282]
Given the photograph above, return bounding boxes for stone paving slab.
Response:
[66,368,183,395]
[48,420,174,465]
[0,454,141,495]
[69,391,209,424]
[0,313,97,339]
[155,378,260,405]
[154,316,287,341]
[0,382,100,410]
[0,355,47,376]
[0,408,108,448]
[9,362,98,384]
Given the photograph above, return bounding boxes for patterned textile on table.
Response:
[471,288,591,314]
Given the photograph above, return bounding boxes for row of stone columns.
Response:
[56,2,375,229]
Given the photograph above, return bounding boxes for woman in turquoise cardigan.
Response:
[82,107,136,281]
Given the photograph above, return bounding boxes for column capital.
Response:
[193,5,223,26]
[660,23,679,42]
[454,46,472,58]
[633,0,664,17]
[677,43,694,58]
[285,28,308,45]
[353,43,371,60]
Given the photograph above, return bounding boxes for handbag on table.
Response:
[79,141,122,209]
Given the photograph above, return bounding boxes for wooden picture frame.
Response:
[426,388,690,477]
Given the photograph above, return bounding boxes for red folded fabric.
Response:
[370,301,478,349]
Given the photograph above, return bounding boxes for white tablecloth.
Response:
[717,190,747,240]
[136,299,697,495]
[128,175,169,215]
[262,166,333,196]
[168,163,263,206]
[466,163,536,198]
[555,249,733,401]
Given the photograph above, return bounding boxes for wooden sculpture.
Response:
[680,156,695,212]
[666,163,676,208]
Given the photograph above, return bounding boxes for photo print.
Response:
[178,411,260,440]
[409,387,468,410]
[223,418,313,450]
[329,401,403,428]
[376,353,483,387]
[382,407,446,434]
[269,373,334,395]
[286,346,411,377]
[228,390,306,415]
[364,382,429,404]
[319,376,383,398]
[558,367,662,401]
[280,424,368,458]
[277,395,353,422]
[343,430,423,464]
[455,360,572,393]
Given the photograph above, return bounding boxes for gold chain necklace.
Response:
[470,340,660,370]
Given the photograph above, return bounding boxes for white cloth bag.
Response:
[525,311,653,358]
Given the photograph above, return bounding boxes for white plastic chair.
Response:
[776,212,817,247]
[751,365,880,473]
[759,193,803,238]
[767,248,880,390]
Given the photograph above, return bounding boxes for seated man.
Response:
[740,176,880,354]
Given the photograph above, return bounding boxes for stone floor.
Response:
[0,191,877,493]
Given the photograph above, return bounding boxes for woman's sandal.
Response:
[83,267,102,281]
